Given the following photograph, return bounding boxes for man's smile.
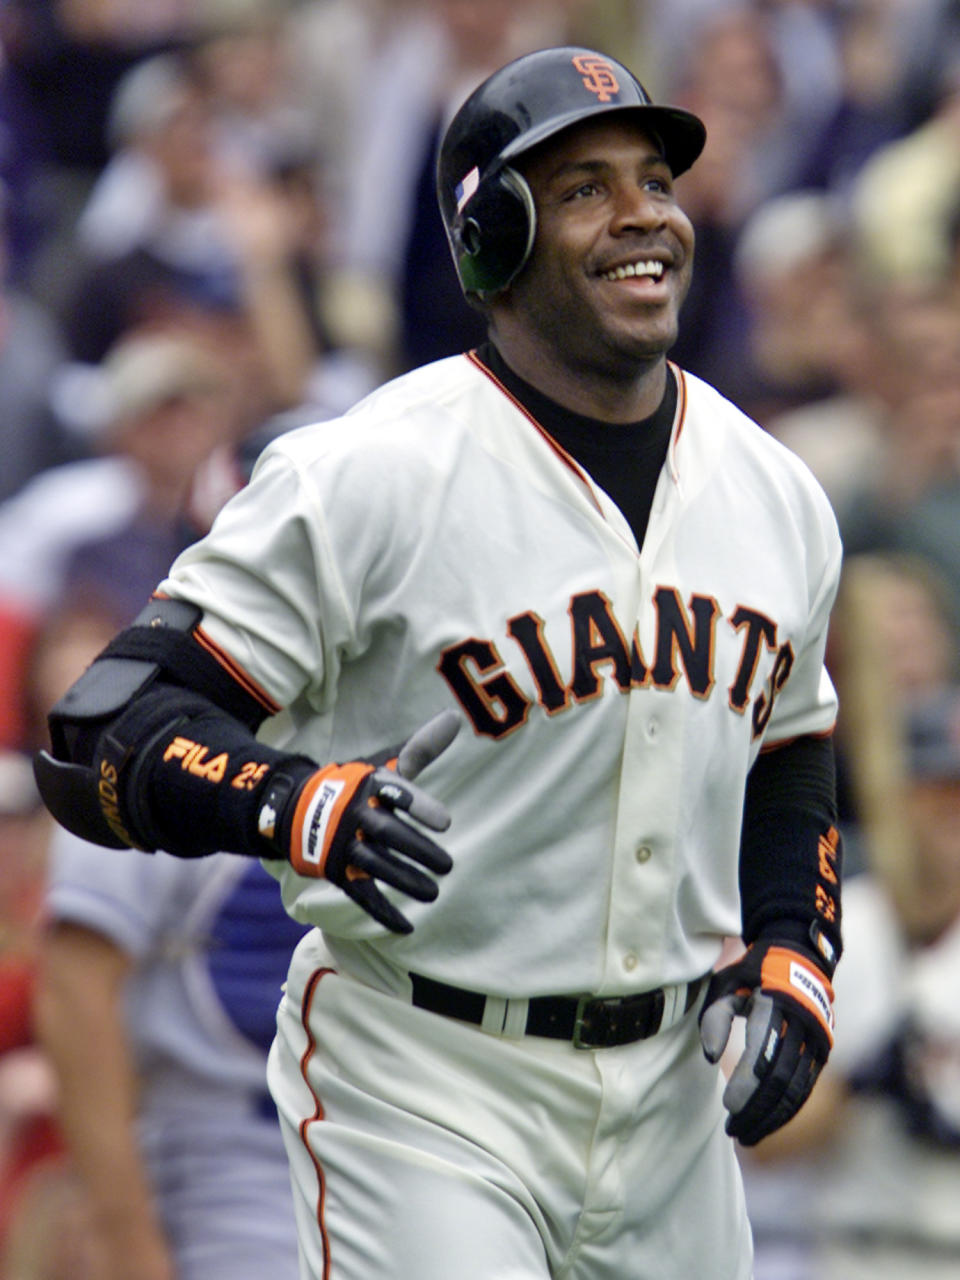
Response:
[598,258,667,283]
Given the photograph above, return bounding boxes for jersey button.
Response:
[623,953,638,972]
[635,844,652,863]
[645,718,659,742]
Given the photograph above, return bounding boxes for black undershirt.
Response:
[475,342,676,551]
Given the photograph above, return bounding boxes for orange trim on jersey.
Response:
[466,350,605,516]
[298,967,336,1280]
[191,626,281,715]
[759,724,837,753]
[470,351,689,500]
[666,362,687,481]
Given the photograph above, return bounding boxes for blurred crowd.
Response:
[0,1,959,1277]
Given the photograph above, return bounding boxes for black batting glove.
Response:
[259,711,460,934]
[699,929,836,1146]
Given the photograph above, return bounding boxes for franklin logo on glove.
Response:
[301,777,345,867]
[789,957,834,1029]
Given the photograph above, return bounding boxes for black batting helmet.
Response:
[437,47,706,297]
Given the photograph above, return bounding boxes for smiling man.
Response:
[34,47,844,1280]
[490,117,694,410]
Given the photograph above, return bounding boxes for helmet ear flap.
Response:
[454,167,536,297]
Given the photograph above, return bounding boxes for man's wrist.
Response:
[754,919,838,978]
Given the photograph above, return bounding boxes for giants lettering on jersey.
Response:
[438,586,794,740]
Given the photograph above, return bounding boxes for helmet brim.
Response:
[500,102,706,178]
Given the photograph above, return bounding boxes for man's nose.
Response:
[610,183,667,233]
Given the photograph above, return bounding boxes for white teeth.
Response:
[602,260,665,281]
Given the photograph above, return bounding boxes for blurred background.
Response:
[0,2,959,1277]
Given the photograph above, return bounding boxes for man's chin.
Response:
[605,326,678,370]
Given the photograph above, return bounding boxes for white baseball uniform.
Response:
[160,351,841,1279]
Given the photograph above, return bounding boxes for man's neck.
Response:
[487,327,668,423]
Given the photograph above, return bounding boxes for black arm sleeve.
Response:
[739,734,843,963]
[113,683,316,858]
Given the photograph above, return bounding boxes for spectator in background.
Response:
[741,685,960,1280]
[827,550,960,876]
[730,189,864,427]
[0,0,190,291]
[70,51,217,273]
[731,177,960,627]
[738,547,960,1278]
[322,0,579,377]
[185,0,380,414]
[850,56,960,290]
[281,0,409,230]
[61,48,330,415]
[0,327,237,750]
[0,754,65,1274]
[642,0,843,140]
[189,0,316,181]
[61,51,254,361]
[0,188,79,505]
[35,820,308,1280]
[834,284,960,622]
[665,4,791,405]
[796,0,955,197]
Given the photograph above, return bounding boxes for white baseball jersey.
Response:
[162,352,840,1000]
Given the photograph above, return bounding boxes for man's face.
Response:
[501,115,696,377]
[906,777,960,940]
[910,779,960,883]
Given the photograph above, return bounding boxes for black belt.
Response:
[409,972,709,1049]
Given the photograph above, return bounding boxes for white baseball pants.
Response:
[268,933,753,1280]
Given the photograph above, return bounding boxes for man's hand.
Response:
[260,711,460,933]
[699,932,835,1146]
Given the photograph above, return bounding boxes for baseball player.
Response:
[33,47,843,1280]
[36,833,308,1280]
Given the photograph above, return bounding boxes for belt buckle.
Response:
[572,990,665,1049]
[572,993,623,1050]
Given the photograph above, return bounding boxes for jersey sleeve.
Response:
[762,479,842,747]
[159,439,353,715]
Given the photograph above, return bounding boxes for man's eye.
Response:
[568,182,600,200]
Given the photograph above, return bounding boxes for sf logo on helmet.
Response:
[572,55,620,102]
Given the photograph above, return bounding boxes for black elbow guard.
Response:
[35,695,206,850]
[34,596,262,851]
